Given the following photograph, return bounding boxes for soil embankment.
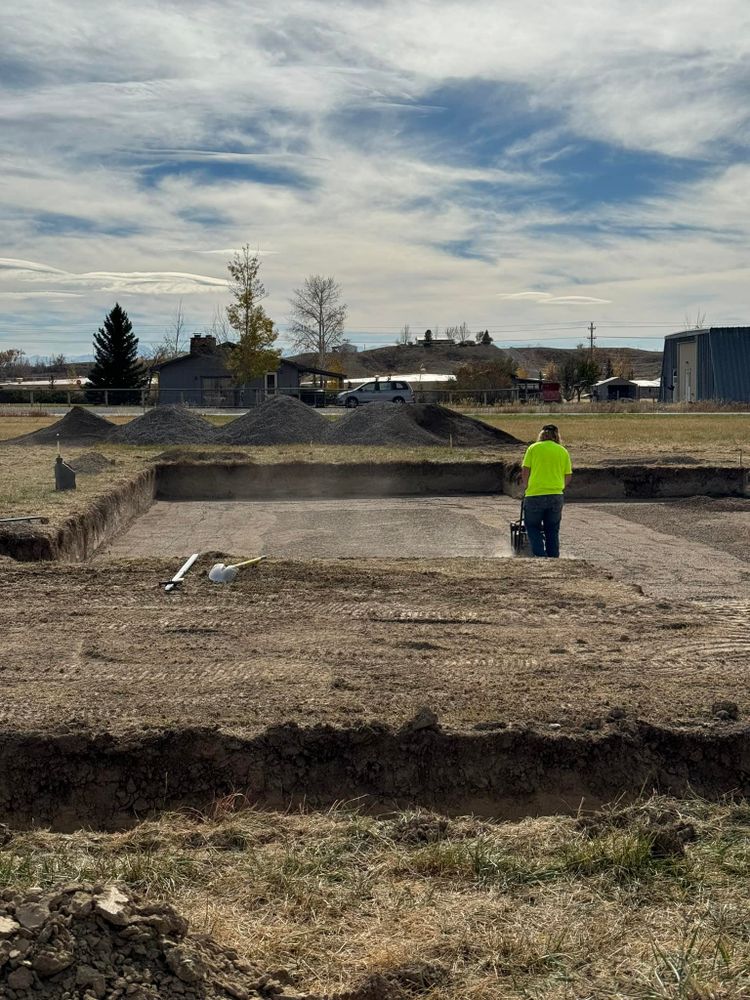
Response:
[2,720,750,830]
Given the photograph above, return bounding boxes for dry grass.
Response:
[480,413,750,463]
[3,795,750,998]
[0,438,497,522]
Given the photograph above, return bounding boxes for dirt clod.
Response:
[712,700,740,720]
[399,707,440,733]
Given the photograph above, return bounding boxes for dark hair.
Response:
[537,424,561,443]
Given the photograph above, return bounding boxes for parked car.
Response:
[336,379,415,407]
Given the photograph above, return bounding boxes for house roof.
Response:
[151,348,343,379]
[594,376,637,386]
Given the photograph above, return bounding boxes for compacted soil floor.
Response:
[101,495,750,602]
[1,555,748,735]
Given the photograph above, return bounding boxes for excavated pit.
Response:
[1,459,747,562]
[1,459,748,830]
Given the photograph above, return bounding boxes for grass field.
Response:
[4,796,750,999]
[480,412,750,459]
[1,409,748,455]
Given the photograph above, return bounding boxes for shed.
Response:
[592,377,639,401]
[660,327,750,402]
[152,336,344,407]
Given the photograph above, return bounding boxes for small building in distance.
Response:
[152,335,344,407]
[593,377,662,402]
[592,376,639,401]
[660,327,750,402]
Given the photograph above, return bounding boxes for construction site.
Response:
[1,400,749,999]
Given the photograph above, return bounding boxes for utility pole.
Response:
[588,321,596,357]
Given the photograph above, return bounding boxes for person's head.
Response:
[537,423,561,444]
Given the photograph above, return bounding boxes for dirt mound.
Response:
[4,407,115,447]
[108,407,216,445]
[326,403,521,448]
[325,403,444,447]
[68,451,116,475]
[0,883,442,1000]
[214,395,330,445]
[411,403,522,446]
[152,447,249,463]
[0,884,265,998]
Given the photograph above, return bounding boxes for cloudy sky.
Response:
[2,0,750,357]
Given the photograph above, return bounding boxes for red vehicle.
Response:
[541,380,562,403]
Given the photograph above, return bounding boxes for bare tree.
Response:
[207,304,231,342]
[397,323,411,346]
[289,275,347,368]
[456,321,471,343]
[683,309,707,330]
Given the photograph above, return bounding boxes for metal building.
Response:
[660,327,750,402]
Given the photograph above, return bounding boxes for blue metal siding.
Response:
[696,331,713,399]
[707,328,750,402]
[659,337,679,401]
[157,355,303,404]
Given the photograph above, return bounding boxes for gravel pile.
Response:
[325,403,444,447]
[326,402,521,448]
[412,403,522,446]
[68,451,116,475]
[108,407,216,445]
[0,884,264,999]
[214,395,330,445]
[5,407,115,447]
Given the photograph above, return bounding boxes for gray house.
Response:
[660,327,750,402]
[153,335,344,407]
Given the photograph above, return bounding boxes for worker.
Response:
[520,424,572,558]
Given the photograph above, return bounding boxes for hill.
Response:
[291,343,663,380]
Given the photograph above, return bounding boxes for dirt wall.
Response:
[3,721,750,830]
[504,463,748,499]
[0,469,156,561]
[155,461,506,500]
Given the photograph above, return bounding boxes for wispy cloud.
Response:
[1,0,750,351]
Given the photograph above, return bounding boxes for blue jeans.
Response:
[524,494,564,558]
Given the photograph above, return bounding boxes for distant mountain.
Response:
[291,343,663,380]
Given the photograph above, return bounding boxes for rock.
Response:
[711,700,739,720]
[77,963,108,997]
[165,945,206,983]
[7,965,35,989]
[0,915,19,938]
[399,706,439,734]
[32,946,76,976]
[94,886,131,926]
[15,901,49,930]
[606,706,627,722]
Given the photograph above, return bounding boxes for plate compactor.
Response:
[510,498,530,556]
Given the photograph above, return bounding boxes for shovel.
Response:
[208,556,266,583]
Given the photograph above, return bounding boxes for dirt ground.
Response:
[100,495,750,602]
[1,554,748,736]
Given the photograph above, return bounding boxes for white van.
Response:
[336,379,415,408]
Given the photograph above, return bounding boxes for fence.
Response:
[0,384,540,409]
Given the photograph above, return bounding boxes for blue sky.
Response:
[2,0,750,358]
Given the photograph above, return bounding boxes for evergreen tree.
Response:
[88,304,146,403]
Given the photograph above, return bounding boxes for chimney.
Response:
[190,335,217,355]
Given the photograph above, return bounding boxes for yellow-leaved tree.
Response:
[225,245,281,384]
